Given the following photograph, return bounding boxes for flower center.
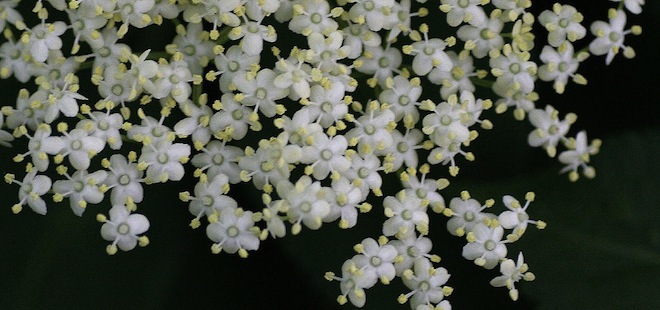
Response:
[559,18,569,28]
[484,240,496,251]
[398,95,410,106]
[300,202,312,213]
[397,142,409,153]
[480,29,495,40]
[358,167,370,178]
[228,61,240,72]
[464,211,475,222]
[232,109,243,120]
[441,115,453,126]
[378,57,390,68]
[157,153,169,164]
[184,45,196,56]
[71,140,83,150]
[227,226,239,237]
[112,84,124,96]
[419,281,430,292]
[321,102,333,112]
[370,256,382,267]
[509,63,521,74]
[364,124,376,135]
[202,195,214,206]
[98,120,110,130]
[321,149,333,161]
[255,88,267,100]
[119,174,131,185]
[212,153,224,165]
[311,13,322,24]
[609,32,621,42]
[117,223,130,235]
[401,210,413,220]
[99,47,111,57]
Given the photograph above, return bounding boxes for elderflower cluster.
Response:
[0,0,642,308]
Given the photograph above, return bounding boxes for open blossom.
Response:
[0,1,639,308]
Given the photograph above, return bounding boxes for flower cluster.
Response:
[0,0,643,308]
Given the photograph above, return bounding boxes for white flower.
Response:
[428,51,477,100]
[439,0,487,27]
[538,42,586,94]
[235,68,288,117]
[301,134,350,180]
[489,45,537,96]
[343,23,382,59]
[7,171,52,215]
[490,252,535,301]
[353,237,398,284]
[348,0,396,32]
[303,83,347,128]
[102,154,145,206]
[16,124,64,172]
[379,75,422,123]
[357,45,402,88]
[190,140,243,184]
[213,45,260,93]
[53,169,108,216]
[99,204,150,255]
[276,175,331,233]
[238,133,301,189]
[273,53,313,100]
[24,21,67,63]
[168,22,215,75]
[145,58,193,103]
[346,102,396,155]
[407,37,452,77]
[385,129,423,171]
[228,18,276,56]
[307,31,350,71]
[456,15,504,59]
[527,105,575,157]
[289,0,339,36]
[611,0,644,15]
[186,174,237,226]
[589,10,637,65]
[400,258,451,309]
[207,208,260,257]
[209,93,258,141]
[446,196,495,237]
[139,140,190,183]
[77,110,124,150]
[343,152,383,196]
[383,192,429,238]
[498,193,545,240]
[325,176,365,229]
[538,4,587,47]
[174,99,214,147]
[558,131,601,181]
[462,223,507,269]
[58,128,105,171]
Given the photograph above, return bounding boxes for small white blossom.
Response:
[99,204,150,255]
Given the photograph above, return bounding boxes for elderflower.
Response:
[0,1,644,308]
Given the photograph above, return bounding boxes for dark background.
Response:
[0,2,658,310]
